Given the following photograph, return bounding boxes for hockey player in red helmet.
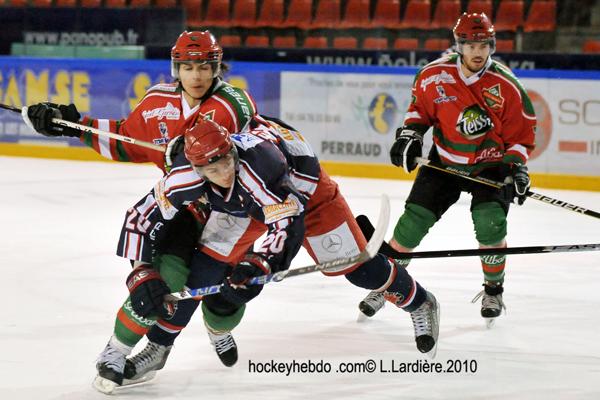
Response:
[358,12,536,328]
[170,30,226,102]
[453,12,496,73]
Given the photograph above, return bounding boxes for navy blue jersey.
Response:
[117,121,320,272]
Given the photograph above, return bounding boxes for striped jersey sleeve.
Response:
[210,82,258,133]
[117,163,205,263]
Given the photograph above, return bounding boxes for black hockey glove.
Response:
[501,165,531,205]
[23,102,81,137]
[390,126,424,173]
[164,135,184,172]
[220,254,271,305]
[126,265,175,319]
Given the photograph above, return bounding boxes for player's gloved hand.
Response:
[389,126,424,173]
[220,254,271,305]
[126,264,175,319]
[164,135,184,172]
[22,102,81,137]
[501,164,530,205]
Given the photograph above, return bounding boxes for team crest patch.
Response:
[482,84,505,109]
[433,85,457,104]
[153,122,169,145]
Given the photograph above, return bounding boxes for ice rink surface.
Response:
[1,156,599,400]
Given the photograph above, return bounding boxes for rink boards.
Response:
[0,57,598,191]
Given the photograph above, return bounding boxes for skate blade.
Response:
[357,311,370,323]
[122,371,157,387]
[92,375,118,394]
[485,317,496,329]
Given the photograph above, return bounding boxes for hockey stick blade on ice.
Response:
[356,214,600,259]
[166,194,391,301]
[416,157,600,220]
[1,102,164,153]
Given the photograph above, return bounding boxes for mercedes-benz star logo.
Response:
[322,234,342,253]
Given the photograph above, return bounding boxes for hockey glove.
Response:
[126,265,175,319]
[23,102,81,137]
[164,135,185,172]
[220,254,271,305]
[501,165,531,205]
[389,127,424,173]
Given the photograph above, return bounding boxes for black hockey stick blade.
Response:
[355,214,600,259]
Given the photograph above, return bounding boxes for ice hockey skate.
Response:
[92,336,130,394]
[124,340,172,381]
[409,291,440,358]
[357,291,385,321]
[207,328,238,367]
[472,283,506,328]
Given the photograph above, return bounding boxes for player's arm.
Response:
[390,70,433,172]
[499,74,537,205]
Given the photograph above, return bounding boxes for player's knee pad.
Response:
[202,300,245,332]
[471,202,507,245]
[345,254,393,290]
[393,203,437,249]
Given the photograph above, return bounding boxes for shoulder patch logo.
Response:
[420,70,456,91]
[456,104,494,140]
[482,84,505,109]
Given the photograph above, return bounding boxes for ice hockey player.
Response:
[108,117,441,389]
[358,12,536,327]
[21,30,264,387]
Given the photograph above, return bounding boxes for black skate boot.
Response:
[472,283,506,328]
[92,336,131,394]
[409,291,440,358]
[358,291,385,320]
[207,328,238,367]
[124,341,172,381]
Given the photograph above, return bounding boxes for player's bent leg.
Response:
[471,202,508,326]
[202,298,245,367]
[345,255,440,357]
[359,203,437,318]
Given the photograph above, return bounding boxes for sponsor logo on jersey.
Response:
[321,234,343,253]
[482,84,505,109]
[420,70,456,91]
[149,222,164,241]
[474,147,503,163]
[142,102,181,122]
[456,105,494,139]
[433,85,457,104]
[262,196,300,224]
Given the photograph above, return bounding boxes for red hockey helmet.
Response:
[453,12,496,52]
[184,119,233,166]
[170,31,223,79]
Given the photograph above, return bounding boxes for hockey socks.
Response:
[345,254,427,312]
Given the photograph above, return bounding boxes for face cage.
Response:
[455,38,496,56]
[171,60,221,80]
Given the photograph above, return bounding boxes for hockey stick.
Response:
[166,194,391,301]
[0,103,165,153]
[356,214,600,259]
[416,157,600,220]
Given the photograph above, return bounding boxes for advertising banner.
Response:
[281,69,600,177]
[0,57,278,147]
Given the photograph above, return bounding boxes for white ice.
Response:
[1,156,599,400]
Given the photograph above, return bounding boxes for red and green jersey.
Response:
[79,79,257,173]
[404,53,536,172]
